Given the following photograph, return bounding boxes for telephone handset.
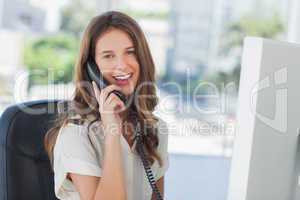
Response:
[86,58,163,200]
[86,58,127,104]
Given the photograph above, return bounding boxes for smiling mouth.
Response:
[113,73,133,81]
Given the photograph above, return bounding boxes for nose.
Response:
[114,56,127,70]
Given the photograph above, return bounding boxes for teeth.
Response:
[114,73,132,80]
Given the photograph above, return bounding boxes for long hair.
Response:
[44,11,162,169]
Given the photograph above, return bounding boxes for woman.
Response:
[44,11,169,200]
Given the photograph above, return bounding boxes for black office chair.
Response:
[0,100,63,200]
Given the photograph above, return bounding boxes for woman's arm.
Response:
[151,176,164,200]
[69,133,127,200]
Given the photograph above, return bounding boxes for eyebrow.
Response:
[100,46,135,54]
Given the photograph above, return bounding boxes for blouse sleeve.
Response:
[155,118,170,181]
[53,122,102,199]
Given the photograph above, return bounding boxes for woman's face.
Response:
[94,28,140,97]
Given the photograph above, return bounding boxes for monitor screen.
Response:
[227,37,300,200]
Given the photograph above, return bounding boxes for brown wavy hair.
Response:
[44,11,163,170]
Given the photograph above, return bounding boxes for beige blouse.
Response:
[53,114,169,200]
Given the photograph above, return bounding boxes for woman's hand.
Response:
[92,81,126,137]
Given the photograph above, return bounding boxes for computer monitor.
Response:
[227,37,300,200]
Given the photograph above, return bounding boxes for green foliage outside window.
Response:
[24,34,79,87]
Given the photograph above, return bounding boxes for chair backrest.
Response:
[0,100,63,200]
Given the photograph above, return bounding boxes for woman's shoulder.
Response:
[55,114,100,149]
[54,120,88,152]
[53,115,104,164]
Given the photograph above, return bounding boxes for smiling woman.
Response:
[44,11,169,200]
[94,28,140,93]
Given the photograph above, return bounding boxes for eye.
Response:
[103,54,113,59]
[127,50,136,55]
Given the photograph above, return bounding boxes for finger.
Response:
[92,81,100,100]
[105,93,125,111]
[101,84,123,101]
[109,99,125,113]
[106,92,124,105]
[92,81,104,108]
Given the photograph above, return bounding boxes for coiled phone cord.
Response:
[133,120,163,200]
